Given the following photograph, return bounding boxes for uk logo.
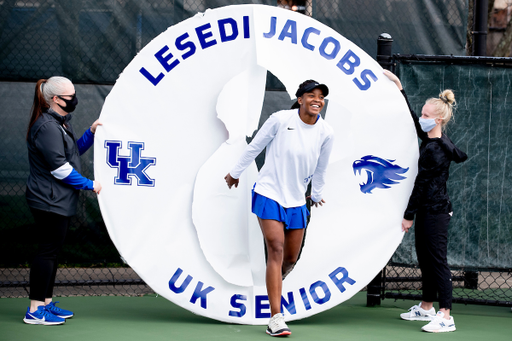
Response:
[105,140,156,186]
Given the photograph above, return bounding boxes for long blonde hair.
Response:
[425,89,456,129]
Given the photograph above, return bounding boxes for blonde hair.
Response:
[425,89,456,129]
[40,76,73,105]
[27,76,73,140]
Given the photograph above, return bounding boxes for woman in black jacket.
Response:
[385,70,467,333]
[23,76,102,325]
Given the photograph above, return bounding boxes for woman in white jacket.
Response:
[225,80,334,337]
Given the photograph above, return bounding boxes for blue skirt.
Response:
[251,189,310,230]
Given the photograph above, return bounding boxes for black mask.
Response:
[57,94,78,113]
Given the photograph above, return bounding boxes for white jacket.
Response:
[230,109,334,208]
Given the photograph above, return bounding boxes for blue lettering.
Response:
[278,19,297,44]
[255,295,271,318]
[228,294,247,317]
[329,267,356,293]
[139,67,164,86]
[190,281,215,309]
[301,27,320,51]
[353,69,378,91]
[263,16,276,38]
[104,141,156,186]
[175,33,196,60]
[309,281,331,304]
[168,268,193,294]
[105,141,121,167]
[196,23,217,49]
[319,37,341,60]
[128,143,143,168]
[243,15,250,38]
[155,45,180,72]
[299,287,312,310]
[336,49,360,75]
[218,18,238,42]
[281,292,296,315]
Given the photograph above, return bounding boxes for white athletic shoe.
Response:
[266,313,291,337]
[421,311,456,333]
[400,303,435,321]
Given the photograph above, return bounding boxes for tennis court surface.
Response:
[1,292,510,341]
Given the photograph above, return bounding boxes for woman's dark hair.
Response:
[295,80,318,98]
[291,80,318,109]
[27,79,49,140]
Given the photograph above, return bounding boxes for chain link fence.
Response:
[314,0,467,57]
[383,265,512,306]
[1,267,153,298]
[0,0,467,84]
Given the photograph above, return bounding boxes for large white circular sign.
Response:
[95,4,418,324]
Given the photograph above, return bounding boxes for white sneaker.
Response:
[400,303,435,321]
[421,311,456,333]
[266,313,291,337]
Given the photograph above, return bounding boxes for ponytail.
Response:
[27,79,49,140]
[26,76,72,140]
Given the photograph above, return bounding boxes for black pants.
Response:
[29,208,70,302]
[415,210,452,310]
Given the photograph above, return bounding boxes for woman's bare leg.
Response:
[259,218,306,315]
[258,218,285,316]
[282,228,305,279]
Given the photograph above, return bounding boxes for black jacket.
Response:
[26,108,82,216]
[402,90,468,220]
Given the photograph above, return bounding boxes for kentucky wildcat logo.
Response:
[352,155,408,194]
[105,140,156,186]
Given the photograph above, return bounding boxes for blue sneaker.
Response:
[45,301,74,318]
[23,306,65,325]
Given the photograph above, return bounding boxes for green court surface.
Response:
[0,292,509,341]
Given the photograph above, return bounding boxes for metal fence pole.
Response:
[473,0,488,56]
[376,33,394,71]
[367,271,383,306]
[174,0,186,24]
[366,33,394,307]
[465,0,484,281]
[463,269,479,289]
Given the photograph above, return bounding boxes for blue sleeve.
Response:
[61,168,95,190]
[77,128,94,155]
